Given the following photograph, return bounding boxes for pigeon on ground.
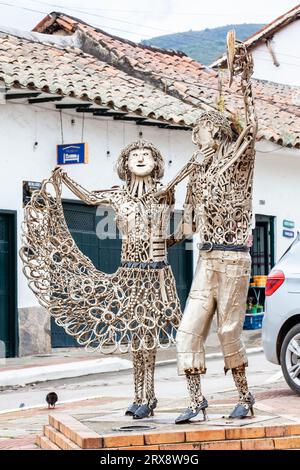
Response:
[46,392,58,409]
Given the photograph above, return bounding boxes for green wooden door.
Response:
[0,212,17,357]
[51,202,193,347]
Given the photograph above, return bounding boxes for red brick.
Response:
[122,445,160,451]
[285,424,300,436]
[144,431,185,445]
[201,440,241,450]
[44,425,81,450]
[265,426,285,438]
[49,413,102,449]
[241,438,274,450]
[225,426,265,440]
[274,437,300,449]
[103,434,144,448]
[159,443,201,450]
[186,429,225,443]
[36,435,60,450]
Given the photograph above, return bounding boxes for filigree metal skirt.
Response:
[20,179,182,353]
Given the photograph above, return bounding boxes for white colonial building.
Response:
[0,10,299,356]
[212,4,300,87]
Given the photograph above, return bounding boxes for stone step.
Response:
[44,425,81,450]
[35,413,300,451]
[36,434,60,450]
[49,413,102,449]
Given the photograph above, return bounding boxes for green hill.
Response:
[141,24,264,65]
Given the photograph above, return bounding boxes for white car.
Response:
[262,233,300,395]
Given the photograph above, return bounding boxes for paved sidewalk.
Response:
[0,379,298,450]
[0,330,262,388]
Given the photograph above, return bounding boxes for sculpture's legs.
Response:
[186,373,205,413]
[175,372,208,424]
[132,342,158,420]
[125,349,144,416]
[144,347,157,407]
[133,350,145,405]
[229,365,255,418]
[232,364,249,399]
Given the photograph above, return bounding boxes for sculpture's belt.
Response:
[198,242,249,253]
[121,261,169,269]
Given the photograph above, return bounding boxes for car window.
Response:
[278,232,300,264]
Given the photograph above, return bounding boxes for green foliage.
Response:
[141,24,264,65]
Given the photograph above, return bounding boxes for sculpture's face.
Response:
[193,121,219,150]
[128,147,155,177]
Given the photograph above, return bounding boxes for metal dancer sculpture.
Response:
[20,140,197,419]
[175,32,258,423]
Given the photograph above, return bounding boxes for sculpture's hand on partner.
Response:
[52,166,66,183]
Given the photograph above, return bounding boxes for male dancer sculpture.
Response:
[175,32,258,423]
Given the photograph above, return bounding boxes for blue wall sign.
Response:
[57,143,88,165]
[283,229,295,238]
[283,220,295,229]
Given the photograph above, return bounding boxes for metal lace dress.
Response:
[20,176,182,353]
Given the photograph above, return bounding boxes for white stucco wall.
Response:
[254,141,300,261]
[252,20,300,86]
[1,101,299,312]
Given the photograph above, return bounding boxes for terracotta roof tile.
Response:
[0,31,202,126]
[3,12,300,148]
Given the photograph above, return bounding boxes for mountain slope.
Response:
[141,24,264,65]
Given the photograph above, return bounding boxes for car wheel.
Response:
[280,324,300,396]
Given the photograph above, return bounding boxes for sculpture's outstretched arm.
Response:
[214,32,258,176]
[52,167,117,206]
[153,147,214,199]
[227,30,258,140]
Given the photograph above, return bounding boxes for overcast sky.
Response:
[0,0,298,41]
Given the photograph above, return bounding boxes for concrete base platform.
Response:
[35,404,300,450]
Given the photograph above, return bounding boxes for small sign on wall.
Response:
[283,220,295,229]
[283,229,295,239]
[23,180,41,206]
[57,143,88,165]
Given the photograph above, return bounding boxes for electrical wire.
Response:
[27,1,279,19]
[1,2,299,114]
[28,0,174,33]
[0,1,153,38]
[0,1,274,41]
[2,0,296,51]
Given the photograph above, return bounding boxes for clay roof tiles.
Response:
[34,13,300,145]
[0,12,299,148]
[0,31,202,126]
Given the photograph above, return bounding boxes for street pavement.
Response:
[0,329,262,388]
[0,350,277,413]
[1,350,297,449]
[2,330,298,450]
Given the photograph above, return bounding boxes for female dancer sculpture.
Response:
[20,140,196,419]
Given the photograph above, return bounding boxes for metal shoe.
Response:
[175,397,208,424]
[229,392,255,419]
[133,399,158,419]
[125,403,140,416]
